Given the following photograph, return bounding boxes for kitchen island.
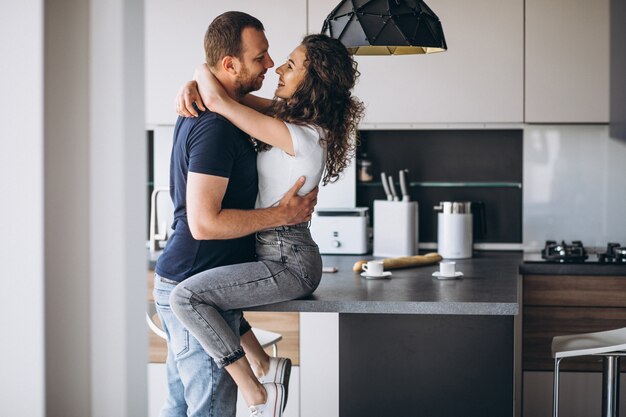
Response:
[249,251,522,417]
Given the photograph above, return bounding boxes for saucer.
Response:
[361,271,392,280]
[432,271,463,280]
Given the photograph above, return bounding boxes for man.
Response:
[153,11,316,417]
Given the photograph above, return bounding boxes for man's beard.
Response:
[235,67,263,98]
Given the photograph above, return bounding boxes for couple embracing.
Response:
[154,10,363,417]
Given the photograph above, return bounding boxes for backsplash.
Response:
[523,125,626,249]
[356,129,523,244]
[148,125,626,250]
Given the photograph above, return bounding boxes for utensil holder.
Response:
[373,200,419,257]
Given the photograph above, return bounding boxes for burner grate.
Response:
[598,243,626,263]
[541,240,588,263]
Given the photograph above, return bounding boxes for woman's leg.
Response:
[170,228,321,407]
[225,356,267,406]
[240,328,271,379]
[169,260,306,407]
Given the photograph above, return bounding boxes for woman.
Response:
[170,34,364,417]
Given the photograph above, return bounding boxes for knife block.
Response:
[373,200,419,257]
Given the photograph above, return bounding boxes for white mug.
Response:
[439,261,456,277]
[362,260,384,276]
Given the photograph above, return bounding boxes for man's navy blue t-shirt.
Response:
[155,111,258,282]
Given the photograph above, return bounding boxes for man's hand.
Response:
[175,80,205,118]
[278,177,319,225]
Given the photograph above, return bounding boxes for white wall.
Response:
[0,1,45,416]
[90,0,147,415]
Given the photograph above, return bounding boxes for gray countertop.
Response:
[249,251,521,315]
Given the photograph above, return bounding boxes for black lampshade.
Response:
[322,0,447,55]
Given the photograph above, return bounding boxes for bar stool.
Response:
[146,301,283,356]
[552,327,626,417]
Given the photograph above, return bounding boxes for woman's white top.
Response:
[255,122,326,208]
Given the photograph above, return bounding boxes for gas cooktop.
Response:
[523,241,626,264]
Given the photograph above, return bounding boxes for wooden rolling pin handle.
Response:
[353,253,443,272]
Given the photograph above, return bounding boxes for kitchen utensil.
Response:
[380,172,393,201]
[310,207,369,254]
[399,169,410,202]
[361,260,384,276]
[352,252,442,272]
[439,261,457,276]
[357,154,374,182]
[373,200,418,257]
[387,175,399,201]
[434,201,474,259]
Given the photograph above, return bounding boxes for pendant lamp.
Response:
[322,0,447,55]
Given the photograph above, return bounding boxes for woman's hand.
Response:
[175,80,206,118]
[194,64,230,112]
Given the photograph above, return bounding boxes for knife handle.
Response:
[399,169,410,201]
[388,175,399,201]
[380,172,393,201]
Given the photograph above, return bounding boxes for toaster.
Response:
[310,207,369,254]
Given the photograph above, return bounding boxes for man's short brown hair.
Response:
[204,11,265,68]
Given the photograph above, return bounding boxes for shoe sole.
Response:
[275,358,291,411]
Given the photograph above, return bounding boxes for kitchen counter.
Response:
[249,251,521,315]
[147,249,521,417]
[251,250,521,417]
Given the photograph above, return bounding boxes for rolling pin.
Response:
[352,253,443,272]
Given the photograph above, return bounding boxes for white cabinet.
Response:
[299,313,339,417]
[525,0,609,122]
[308,0,524,124]
[316,156,356,209]
[145,1,308,126]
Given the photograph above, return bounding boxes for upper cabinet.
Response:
[525,0,609,123]
[145,1,308,126]
[308,0,524,124]
[145,1,609,126]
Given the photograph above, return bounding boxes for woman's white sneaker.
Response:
[258,357,291,410]
[249,382,285,417]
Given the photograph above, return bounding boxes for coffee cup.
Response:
[439,261,456,277]
[362,260,384,276]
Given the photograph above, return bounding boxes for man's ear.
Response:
[221,55,241,76]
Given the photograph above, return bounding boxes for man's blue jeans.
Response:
[153,274,244,417]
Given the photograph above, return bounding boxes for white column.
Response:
[0,1,45,416]
[0,0,147,415]
[89,0,147,416]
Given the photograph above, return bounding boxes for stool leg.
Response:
[553,357,562,417]
[602,355,621,417]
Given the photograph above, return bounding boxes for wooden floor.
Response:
[147,271,300,364]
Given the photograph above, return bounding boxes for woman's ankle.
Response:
[245,382,267,406]
[249,354,271,379]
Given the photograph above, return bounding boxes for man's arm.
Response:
[187,173,317,240]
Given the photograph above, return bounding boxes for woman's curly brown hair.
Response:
[264,34,365,185]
